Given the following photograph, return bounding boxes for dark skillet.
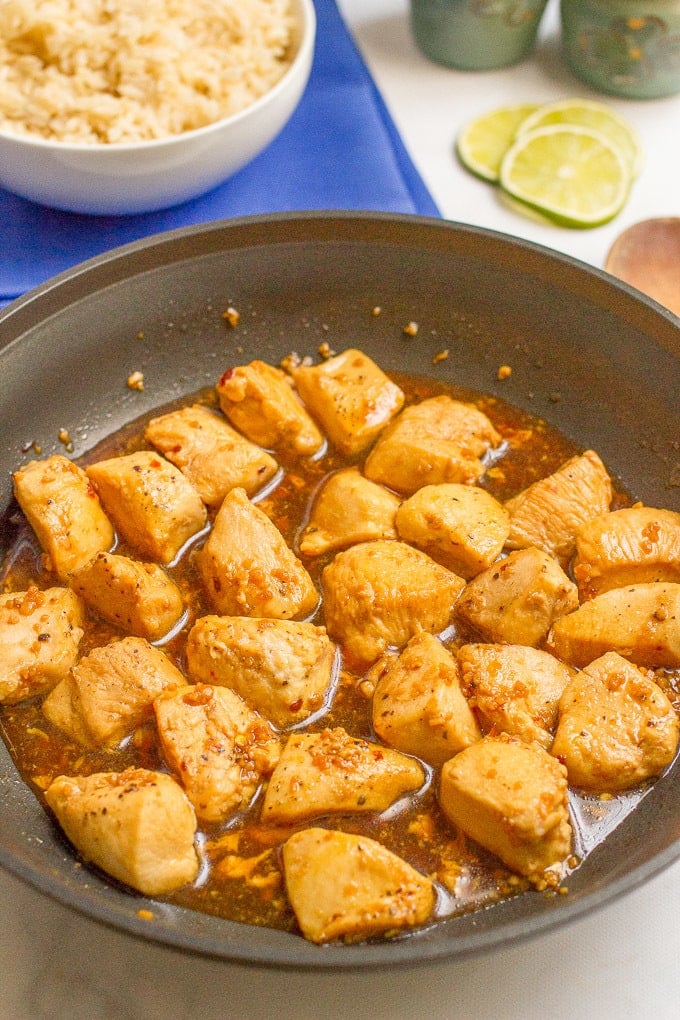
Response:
[1,212,679,970]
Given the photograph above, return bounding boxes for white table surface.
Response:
[2,3,679,1017]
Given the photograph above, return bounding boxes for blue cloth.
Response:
[0,0,439,306]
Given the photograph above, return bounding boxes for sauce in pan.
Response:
[1,368,678,941]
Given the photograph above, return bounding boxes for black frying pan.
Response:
[1,212,679,969]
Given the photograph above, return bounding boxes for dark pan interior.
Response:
[1,212,679,969]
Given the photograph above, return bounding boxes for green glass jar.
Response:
[409,0,550,71]
[560,0,680,98]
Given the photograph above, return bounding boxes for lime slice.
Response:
[517,99,643,178]
[499,124,632,229]
[456,103,540,183]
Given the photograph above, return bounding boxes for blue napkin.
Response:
[0,0,439,306]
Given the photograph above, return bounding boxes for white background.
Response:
[1,2,679,1016]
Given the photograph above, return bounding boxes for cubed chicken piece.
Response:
[291,349,404,457]
[298,467,400,557]
[186,615,336,729]
[144,403,279,508]
[0,586,84,704]
[455,547,578,647]
[439,733,572,878]
[154,683,280,823]
[457,643,575,748]
[504,450,612,566]
[395,483,510,579]
[86,451,207,564]
[283,827,435,944]
[216,360,323,456]
[42,636,185,748]
[322,540,465,665]
[70,551,184,642]
[364,396,501,495]
[552,651,679,792]
[261,727,424,824]
[546,582,680,668]
[41,673,91,746]
[44,767,199,896]
[371,633,481,765]
[13,455,114,580]
[573,505,680,599]
[199,487,318,620]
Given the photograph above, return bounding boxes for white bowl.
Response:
[0,0,315,216]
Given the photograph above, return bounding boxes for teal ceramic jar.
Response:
[409,0,550,70]
[561,0,680,98]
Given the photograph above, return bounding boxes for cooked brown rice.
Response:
[0,0,295,144]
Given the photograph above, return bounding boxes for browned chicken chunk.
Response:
[261,727,424,824]
[439,733,572,878]
[455,546,578,646]
[291,348,404,456]
[282,827,435,944]
[199,487,318,620]
[395,483,509,578]
[145,403,279,507]
[70,551,184,641]
[322,540,465,665]
[364,396,501,494]
[154,683,280,823]
[298,467,400,557]
[457,643,575,748]
[504,450,612,566]
[371,632,481,765]
[573,505,680,599]
[0,586,84,704]
[42,636,185,748]
[13,455,114,580]
[86,450,207,563]
[186,615,336,728]
[45,768,199,896]
[552,651,679,792]
[216,360,324,456]
[546,582,680,668]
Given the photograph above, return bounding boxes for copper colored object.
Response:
[606,217,680,318]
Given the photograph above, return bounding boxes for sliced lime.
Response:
[499,124,632,229]
[455,103,540,183]
[517,98,643,178]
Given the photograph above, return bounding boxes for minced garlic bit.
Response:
[497,365,512,380]
[371,306,382,316]
[432,349,449,364]
[403,321,419,337]
[222,306,240,327]
[280,351,301,373]
[318,341,336,359]
[137,908,155,921]
[57,428,73,451]
[127,371,144,391]
[136,331,145,340]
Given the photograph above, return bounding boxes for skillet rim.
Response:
[1,210,679,970]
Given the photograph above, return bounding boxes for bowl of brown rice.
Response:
[0,0,315,214]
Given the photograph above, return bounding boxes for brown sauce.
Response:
[1,369,677,940]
